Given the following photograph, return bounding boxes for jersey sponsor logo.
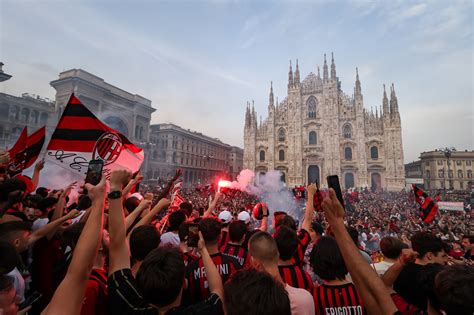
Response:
[325,306,363,315]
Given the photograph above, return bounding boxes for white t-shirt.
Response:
[7,267,25,303]
[371,261,394,276]
[160,232,180,247]
[32,218,49,231]
[285,284,315,315]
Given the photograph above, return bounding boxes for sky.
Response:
[0,0,472,162]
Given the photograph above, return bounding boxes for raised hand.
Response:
[307,183,317,196]
[110,169,132,191]
[322,188,345,224]
[84,176,107,204]
[34,159,45,172]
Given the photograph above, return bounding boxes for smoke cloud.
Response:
[223,169,304,221]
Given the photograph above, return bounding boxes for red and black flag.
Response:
[46,94,143,177]
[433,192,441,202]
[7,127,28,175]
[7,127,45,176]
[412,184,438,223]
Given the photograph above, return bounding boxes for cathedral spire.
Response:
[330,52,336,80]
[245,102,250,127]
[288,60,294,88]
[269,81,274,107]
[323,54,328,82]
[294,59,300,84]
[390,83,399,114]
[317,66,321,78]
[382,84,389,115]
[355,67,361,96]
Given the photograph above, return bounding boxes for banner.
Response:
[46,94,143,178]
[437,202,464,212]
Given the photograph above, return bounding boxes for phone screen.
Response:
[19,292,42,310]
[85,160,104,186]
[187,224,199,248]
[327,175,345,209]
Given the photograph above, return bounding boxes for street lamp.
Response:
[439,147,456,190]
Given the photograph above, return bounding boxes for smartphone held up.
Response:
[187,224,199,248]
[326,175,345,209]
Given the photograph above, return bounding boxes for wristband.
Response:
[262,214,269,217]
[108,191,122,200]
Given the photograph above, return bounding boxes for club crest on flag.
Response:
[92,132,123,165]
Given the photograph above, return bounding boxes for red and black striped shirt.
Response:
[185,253,239,303]
[183,251,199,267]
[311,283,366,315]
[219,229,230,248]
[279,264,314,291]
[220,243,250,268]
[293,229,311,266]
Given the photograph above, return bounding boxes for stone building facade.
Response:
[148,123,243,186]
[0,93,56,148]
[419,150,474,190]
[244,55,405,191]
[50,69,155,143]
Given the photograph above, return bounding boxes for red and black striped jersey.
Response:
[219,229,230,248]
[279,264,314,291]
[220,243,250,268]
[183,251,199,267]
[293,229,311,266]
[185,253,239,303]
[311,283,366,315]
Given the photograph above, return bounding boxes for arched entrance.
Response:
[371,173,382,192]
[280,172,286,183]
[345,172,354,188]
[308,165,320,185]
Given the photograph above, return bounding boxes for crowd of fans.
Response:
[0,157,473,315]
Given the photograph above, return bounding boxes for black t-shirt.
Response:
[108,269,223,315]
[393,263,426,311]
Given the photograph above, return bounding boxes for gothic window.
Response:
[279,150,285,161]
[307,96,317,119]
[468,170,472,178]
[426,170,430,178]
[278,128,285,142]
[344,147,352,161]
[438,170,444,178]
[458,170,463,178]
[467,160,472,166]
[456,160,461,166]
[309,131,317,145]
[342,124,352,139]
[448,170,453,178]
[370,146,379,160]
[172,152,177,164]
[259,150,265,162]
[10,106,20,120]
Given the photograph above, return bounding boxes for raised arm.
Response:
[125,199,152,231]
[258,203,269,232]
[322,189,398,315]
[301,183,317,232]
[198,231,224,300]
[203,192,221,218]
[108,169,133,275]
[43,177,105,315]
[30,159,45,191]
[122,172,143,199]
[131,197,170,232]
[29,210,79,246]
[382,249,418,289]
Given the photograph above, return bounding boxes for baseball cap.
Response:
[218,210,232,224]
[237,211,251,224]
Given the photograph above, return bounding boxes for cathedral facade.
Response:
[243,54,405,191]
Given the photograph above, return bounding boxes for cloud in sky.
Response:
[0,0,472,162]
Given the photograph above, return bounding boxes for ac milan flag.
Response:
[7,127,45,176]
[313,181,325,212]
[46,94,144,178]
[169,181,185,211]
[412,184,438,223]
